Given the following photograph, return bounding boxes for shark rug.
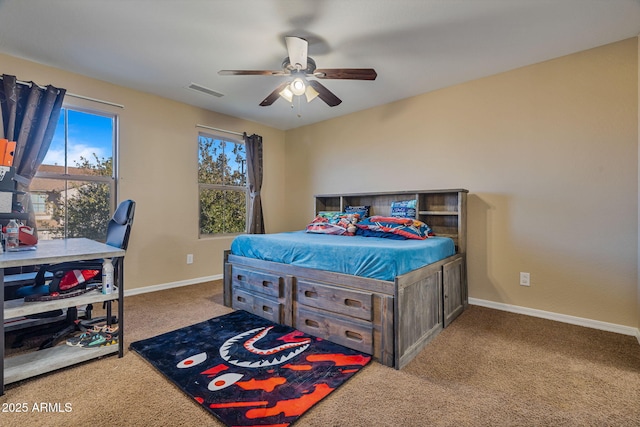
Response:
[130,310,371,426]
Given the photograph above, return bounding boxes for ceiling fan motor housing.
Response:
[283,57,316,74]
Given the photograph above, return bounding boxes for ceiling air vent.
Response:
[187,83,224,98]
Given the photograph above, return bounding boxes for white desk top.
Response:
[0,238,125,269]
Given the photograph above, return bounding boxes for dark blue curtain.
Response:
[0,74,66,187]
[244,132,264,234]
[0,74,66,235]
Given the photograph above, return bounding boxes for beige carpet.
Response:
[2,281,639,426]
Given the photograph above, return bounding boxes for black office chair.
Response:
[11,199,135,349]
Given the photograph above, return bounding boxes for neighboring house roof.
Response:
[30,164,87,193]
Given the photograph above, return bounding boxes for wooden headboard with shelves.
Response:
[314,189,468,253]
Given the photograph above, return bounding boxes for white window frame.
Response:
[198,132,248,237]
[33,105,118,239]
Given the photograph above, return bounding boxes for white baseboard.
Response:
[469,297,640,340]
[124,275,223,297]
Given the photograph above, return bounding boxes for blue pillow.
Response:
[390,199,417,218]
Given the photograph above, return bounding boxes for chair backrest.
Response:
[105,199,136,250]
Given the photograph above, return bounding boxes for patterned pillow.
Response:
[317,211,343,220]
[390,199,417,218]
[345,205,370,218]
[306,213,361,236]
[356,216,433,240]
[306,220,351,235]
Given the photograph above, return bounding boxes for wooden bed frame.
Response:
[223,189,468,369]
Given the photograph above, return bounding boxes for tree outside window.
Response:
[30,107,116,242]
[198,133,247,235]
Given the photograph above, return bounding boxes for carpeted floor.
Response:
[2,280,639,426]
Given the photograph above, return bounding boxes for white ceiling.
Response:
[0,0,639,131]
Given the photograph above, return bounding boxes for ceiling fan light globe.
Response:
[279,86,294,103]
[290,78,306,96]
[305,85,319,103]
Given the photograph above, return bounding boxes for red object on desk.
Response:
[19,225,38,246]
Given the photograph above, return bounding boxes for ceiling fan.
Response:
[218,36,377,107]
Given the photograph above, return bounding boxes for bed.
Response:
[223,189,468,369]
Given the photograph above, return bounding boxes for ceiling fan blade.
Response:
[285,36,308,70]
[259,82,290,106]
[218,70,288,76]
[314,68,377,80]
[308,80,342,107]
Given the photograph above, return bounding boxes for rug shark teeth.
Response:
[219,326,311,368]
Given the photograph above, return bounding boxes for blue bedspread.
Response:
[230,231,455,282]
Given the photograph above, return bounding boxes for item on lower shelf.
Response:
[23,286,96,302]
[67,324,119,348]
[66,323,109,347]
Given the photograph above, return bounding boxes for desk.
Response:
[1,238,125,395]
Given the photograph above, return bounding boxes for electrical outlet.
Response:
[520,272,530,286]
[187,254,194,264]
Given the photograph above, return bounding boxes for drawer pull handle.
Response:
[345,331,363,342]
[305,319,320,328]
[237,296,246,303]
[262,305,273,313]
[236,274,246,281]
[344,298,362,308]
[304,290,318,298]
[262,281,272,288]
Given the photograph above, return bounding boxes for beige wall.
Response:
[286,38,639,327]
[2,38,638,328]
[0,53,288,291]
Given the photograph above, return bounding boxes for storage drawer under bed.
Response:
[231,265,285,298]
[295,305,374,355]
[231,288,285,324]
[295,278,374,321]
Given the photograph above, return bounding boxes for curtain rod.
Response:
[66,92,124,109]
[196,124,244,137]
[1,77,124,109]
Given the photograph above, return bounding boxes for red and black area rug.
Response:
[130,310,371,426]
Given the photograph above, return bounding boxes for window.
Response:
[30,107,116,241]
[30,193,47,215]
[198,133,247,235]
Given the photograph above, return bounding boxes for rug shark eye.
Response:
[176,352,207,368]
[208,373,244,391]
